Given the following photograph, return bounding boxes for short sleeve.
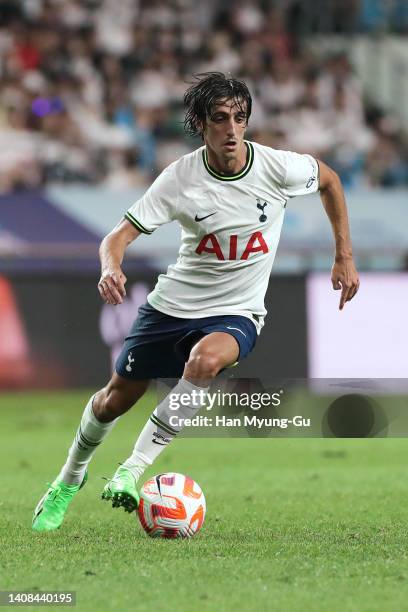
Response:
[125,164,178,234]
[281,152,319,198]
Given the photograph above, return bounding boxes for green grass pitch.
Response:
[2,390,408,612]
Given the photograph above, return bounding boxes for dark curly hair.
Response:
[183,72,252,137]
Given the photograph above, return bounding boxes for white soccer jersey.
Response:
[125,141,319,333]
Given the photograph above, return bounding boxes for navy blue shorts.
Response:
[115,302,257,380]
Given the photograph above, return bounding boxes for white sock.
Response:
[58,394,119,485]
[121,378,209,482]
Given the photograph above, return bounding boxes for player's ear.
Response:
[197,119,206,141]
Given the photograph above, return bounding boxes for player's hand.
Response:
[98,267,127,305]
[331,258,359,310]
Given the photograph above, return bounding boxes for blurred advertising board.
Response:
[307,272,408,378]
[0,274,307,389]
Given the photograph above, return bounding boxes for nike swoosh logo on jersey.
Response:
[195,212,217,222]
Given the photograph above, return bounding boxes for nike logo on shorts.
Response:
[226,326,247,337]
[195,212,217,222]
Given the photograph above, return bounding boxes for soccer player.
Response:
[32,72,359,531]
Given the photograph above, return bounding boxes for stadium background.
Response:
[0,0,407,388]
[1,2,408,611]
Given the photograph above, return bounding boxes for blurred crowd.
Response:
[0,0,407,193]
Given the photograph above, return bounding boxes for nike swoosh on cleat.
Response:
[195,212,217,222]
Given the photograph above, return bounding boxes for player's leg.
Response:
[58,374,149,483]
[32,375,148,531]
[107,332,239,512]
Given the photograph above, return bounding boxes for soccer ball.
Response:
[137,472,206,538]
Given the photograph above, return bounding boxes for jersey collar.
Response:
[202,141,254,182]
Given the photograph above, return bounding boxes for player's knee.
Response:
[185,348,221,380]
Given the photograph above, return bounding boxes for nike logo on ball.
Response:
[195,212,217,222]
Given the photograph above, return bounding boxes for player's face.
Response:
[202,99,248,162]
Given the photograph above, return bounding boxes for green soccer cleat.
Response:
[101,466,139,513]
[32,471,88,532]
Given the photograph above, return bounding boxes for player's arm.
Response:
[98,219,140,305]
[317,159,360,310]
